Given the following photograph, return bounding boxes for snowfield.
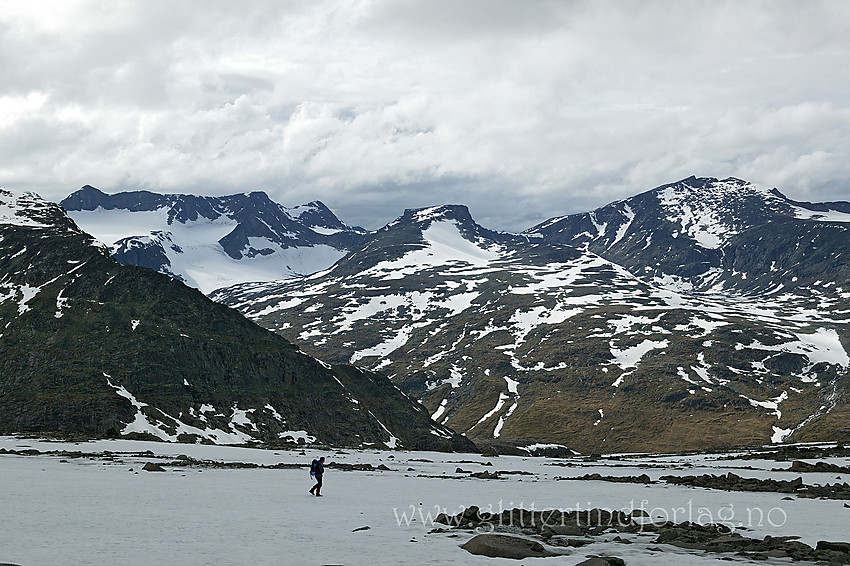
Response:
[66,203,349,294]
[2,437,849,566]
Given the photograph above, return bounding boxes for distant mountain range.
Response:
[60,185,366,294]
[207,177,850,453]
[0,188,471,451]
[7,177,849,454]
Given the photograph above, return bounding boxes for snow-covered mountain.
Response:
[527,176,850,294]
[0,187,472,451]
[60,185,366,294]
[213,179,850,453]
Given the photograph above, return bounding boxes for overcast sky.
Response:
[1,0,849,231]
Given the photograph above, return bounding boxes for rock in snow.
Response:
[460,533,557,559]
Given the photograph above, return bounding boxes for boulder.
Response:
[142,462,165,472]
[548,536,594,547]
[656,528,688,543]
[470,470,500,479]
[709,534,753,548]
[542,524,584,537]
[461,534,557,559]
[576,557,625,566]
[787,460,850,473]
[817,541,850,553]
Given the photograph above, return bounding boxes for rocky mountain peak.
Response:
[650,176,786,250]
[392,204,477,230]
[2,188,50,227]
[2,188,89,236]
[411,204,474,222]
[58,186,368,294]
[62,185,173,213]
[379,204,518,249]
[62,184,109,208]
[288,200,356,232]
[526,176,850,294]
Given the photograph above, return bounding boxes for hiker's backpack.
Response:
[310,459,318,477]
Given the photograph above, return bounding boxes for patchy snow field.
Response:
[1,437,849,566]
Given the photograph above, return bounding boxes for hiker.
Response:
[309,456,325,496]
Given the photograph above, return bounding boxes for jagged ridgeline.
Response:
[0,189,473,451]
[60,185,368,294]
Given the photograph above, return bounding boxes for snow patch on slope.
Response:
[658,187,729,249]
[610,339,669,387]
[107,379,256,444]
[611,204,635,245]
[363,220,499,280]
[610,339,669,372]
[741,391,788,419]
[0,190,51,228]
[791,205,850,223]
[743,328,849,376]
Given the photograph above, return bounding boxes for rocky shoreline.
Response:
[556,473,653,484]
[555,465,850,500]
[720,444,850,462]
[662,471,850,500]
[776,460,850,474]
[435,505,850,563]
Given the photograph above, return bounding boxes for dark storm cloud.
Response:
[1,0,848,231]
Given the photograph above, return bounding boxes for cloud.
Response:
[1,0,849,231]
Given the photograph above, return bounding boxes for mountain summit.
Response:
[318,204,524,277]
[60,186,366,294]
[527,176,850,294]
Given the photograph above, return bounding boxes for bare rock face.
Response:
[460,533,557,559]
